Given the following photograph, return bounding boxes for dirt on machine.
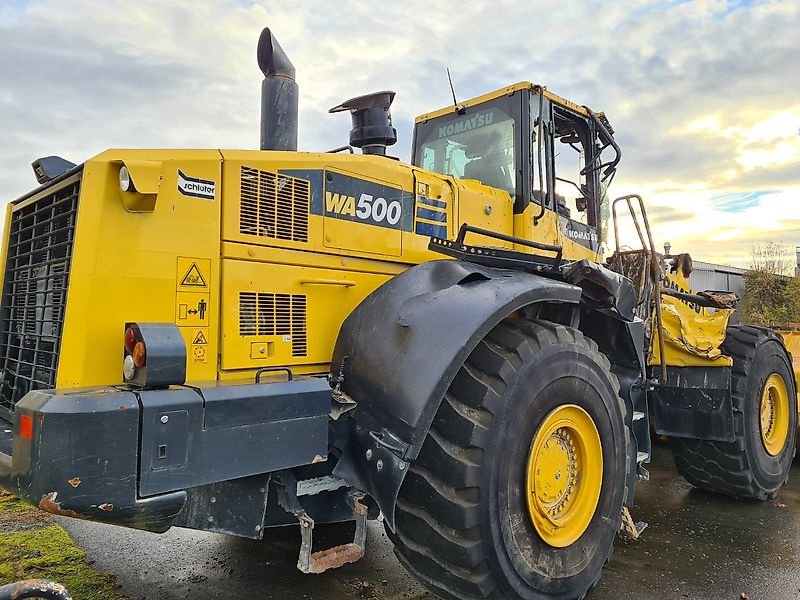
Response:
[0,27,796,600]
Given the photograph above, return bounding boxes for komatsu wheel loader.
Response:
[0,27,795,600]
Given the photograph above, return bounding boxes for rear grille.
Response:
[239,291,307,357]
[240,167,309,242]
[0,178,80,417]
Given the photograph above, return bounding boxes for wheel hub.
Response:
[533,429,578,516]
[759,373,789,457]
[526,405,603,548]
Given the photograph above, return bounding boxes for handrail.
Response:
[611,194,667,383]
[455,223,563,263]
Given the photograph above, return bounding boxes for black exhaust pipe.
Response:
[257,28,298,151]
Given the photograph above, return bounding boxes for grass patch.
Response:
[0,491,120,599]
[0,491,33,513]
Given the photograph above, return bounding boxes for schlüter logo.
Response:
[323,172,412,231]
[438,110,495,139]
[178,170,216,201]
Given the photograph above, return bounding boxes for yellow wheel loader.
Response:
[0,27,795,600]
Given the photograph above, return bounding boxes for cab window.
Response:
[417,106,516,197]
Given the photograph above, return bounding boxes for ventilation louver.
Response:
[240,167,309,242]
[239,292,307,357]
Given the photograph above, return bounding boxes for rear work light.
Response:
[123,323,187,388]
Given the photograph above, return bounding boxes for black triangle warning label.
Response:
[193,331,208,345]
[181,263,207,288]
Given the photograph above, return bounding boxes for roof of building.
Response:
[692,261,748,276]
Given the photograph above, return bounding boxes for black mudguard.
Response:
[331,259,582,528]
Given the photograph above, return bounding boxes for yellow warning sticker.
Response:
[186,328,209,364]
[176,292,210,327]
[177,258,210,291]
[192,345,208,364]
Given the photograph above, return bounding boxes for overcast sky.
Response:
[1,0,798,267]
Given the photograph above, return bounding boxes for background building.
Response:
[690,261,747,296]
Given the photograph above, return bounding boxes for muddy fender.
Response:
[331,259,581,528]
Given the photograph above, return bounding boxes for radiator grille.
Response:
[240,167,309,242]
[239,292,307,357]
[0,177,80,417]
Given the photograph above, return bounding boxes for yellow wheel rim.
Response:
[759,373,790,456]
[525,404,603,548]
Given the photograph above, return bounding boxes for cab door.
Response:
[551,107,602,262]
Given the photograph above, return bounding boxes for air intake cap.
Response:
[330,91,397,155]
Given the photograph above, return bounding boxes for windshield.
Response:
[416,106,516,197]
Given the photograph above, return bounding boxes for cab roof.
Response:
[414,81,596,123]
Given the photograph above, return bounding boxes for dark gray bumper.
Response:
[0,379,331,533]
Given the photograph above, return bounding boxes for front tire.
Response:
[389,319,630,600]
[672,325,797,500]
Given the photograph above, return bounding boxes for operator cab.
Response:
[411,82,620,252]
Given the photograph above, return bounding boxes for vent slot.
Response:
[0,176,81,418]
[239,292,307,357]
[240,167,309,242]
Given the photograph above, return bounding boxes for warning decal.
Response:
[181,263,207,288]
[176,258,212,367]
[177,258,211,292]
[177,294,209,326]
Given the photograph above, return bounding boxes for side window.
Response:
[529,96,548,207]
[553,112,591,224]
[421,147,436,171]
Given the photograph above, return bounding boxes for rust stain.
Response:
[68,477,81,488]
[353,497,368,517]
[307,543,365,574]
[39,492,79,518]
[98,503,114,512]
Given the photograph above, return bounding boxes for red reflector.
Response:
[124,327,138,353]
[19,414,33,440]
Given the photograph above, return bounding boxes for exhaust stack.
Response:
[257,28,298,151]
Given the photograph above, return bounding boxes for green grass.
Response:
[0,491,120,599]
[0,491,33,513]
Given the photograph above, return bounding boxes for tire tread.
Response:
[671,325,796,500]
[391,319,629,600]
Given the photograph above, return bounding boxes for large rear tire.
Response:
[389,319,630,600]
[671,325,797,500]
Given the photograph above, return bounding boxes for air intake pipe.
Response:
[330,91,397,156]
[257,28,298,151]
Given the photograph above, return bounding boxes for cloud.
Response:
[0,0,798,268]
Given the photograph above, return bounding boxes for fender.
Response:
[331,259,582,528]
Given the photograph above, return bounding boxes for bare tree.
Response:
[740,242,800,326]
